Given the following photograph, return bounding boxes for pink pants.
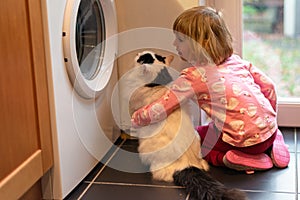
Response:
[196,122,276,167]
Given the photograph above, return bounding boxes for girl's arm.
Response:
[131,68,198,127]
[249,63,277,112]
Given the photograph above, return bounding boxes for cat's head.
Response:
[134,51,174,86]
[135,51,174,66]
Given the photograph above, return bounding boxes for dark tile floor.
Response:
[65,127,298,200]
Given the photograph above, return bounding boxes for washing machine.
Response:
[42,0,119,198]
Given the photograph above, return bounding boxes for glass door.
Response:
[242,0,300,126]
[63,0,117,99]
[76,0,105,80]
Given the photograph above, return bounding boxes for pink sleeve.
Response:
[131,69,197,127]
[249,63,277,112]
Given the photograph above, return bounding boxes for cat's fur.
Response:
[128,51,247,200]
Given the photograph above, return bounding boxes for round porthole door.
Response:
[63,0,117,99]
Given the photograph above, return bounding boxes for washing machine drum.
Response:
[63,0,117,99]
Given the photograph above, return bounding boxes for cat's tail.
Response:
[173,167,248,200]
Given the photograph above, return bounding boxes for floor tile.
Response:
[64,182,90,200]
[94,165,153,185]
[83,162,105,182]
[93,165,176,186]
[101,147,150,174]
[94,140,175,186]
[79,184,187,200]
[84,138,128,182]
[279,127,296,153]
[246,191,296,200]
[210,154,296,193]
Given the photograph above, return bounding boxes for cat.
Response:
[128,51,248,200]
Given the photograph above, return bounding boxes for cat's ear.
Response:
[165,55,174,66]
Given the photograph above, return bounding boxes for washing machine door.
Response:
[63,0,117,99]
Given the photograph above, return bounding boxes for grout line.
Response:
[84,181,184,189]
[77,139,127,199]
[242,189,296,194]
[295,127,298,200]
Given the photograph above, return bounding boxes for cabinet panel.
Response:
[0,0,40,181]
[0,151,43,199]
[0,0,53,198]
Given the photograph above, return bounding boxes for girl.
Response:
[131,6,290,173]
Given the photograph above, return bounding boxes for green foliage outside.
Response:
[242,1,300,98]
[243,36,300,97]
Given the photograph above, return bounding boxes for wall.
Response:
[115,0,198,75]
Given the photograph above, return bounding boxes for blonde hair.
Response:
[173,6,233,65]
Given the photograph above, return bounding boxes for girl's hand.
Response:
[131,109,151,128]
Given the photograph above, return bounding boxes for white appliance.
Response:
[42,0,119,198]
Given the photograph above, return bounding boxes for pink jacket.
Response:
[131,54,278,147]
